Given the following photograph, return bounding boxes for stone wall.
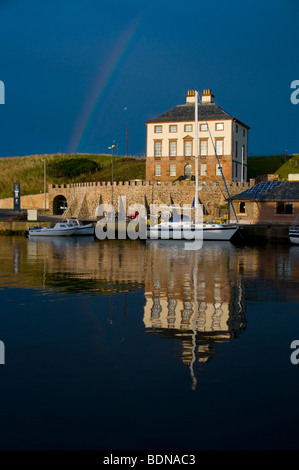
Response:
[0,193,49,210]
[48,180,251,219]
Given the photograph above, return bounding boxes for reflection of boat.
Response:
[65,218,95,236]
[28,223,76,237]
[289,226,299,245]
[28,235,95,246]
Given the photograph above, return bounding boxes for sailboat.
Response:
[146,90,239,242]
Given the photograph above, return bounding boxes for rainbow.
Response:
[67,14,142,154]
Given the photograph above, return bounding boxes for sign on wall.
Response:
[13,183,20,211]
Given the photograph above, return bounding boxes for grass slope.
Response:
[247,154,299,179]
[0,153,146,199]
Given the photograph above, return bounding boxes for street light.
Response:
[108,144,116,207]
[41,159,46,210]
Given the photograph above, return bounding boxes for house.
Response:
[145,89,250,183]
[230,181,299,225]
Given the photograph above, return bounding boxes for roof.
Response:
[231,181,299,201]
[145,102,250,128]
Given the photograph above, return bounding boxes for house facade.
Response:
[230,181,299,225]
[145,89,250,183]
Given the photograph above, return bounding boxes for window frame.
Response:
[215,138,224,156]
[200,138,208,157]
[154,125,162,133]
[215,122,224,131]
[169,139,177,157]
[154,164,161,177]
[215,164,222,176]
[154,140,162,157]
[169,164,176,177]
[184,139,193,157]
[238,202,246,214]
[169,125,177,133]
[276,201,293,214]
[184,124,193,132]
[200,163,207,176]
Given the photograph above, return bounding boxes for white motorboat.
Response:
[289,226,299,245]
[65,218,95,236]
[28,222,77,237]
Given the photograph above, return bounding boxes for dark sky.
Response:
[0,0,298,158]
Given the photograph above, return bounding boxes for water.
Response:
[0,235,299,450]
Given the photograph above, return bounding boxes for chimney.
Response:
[201,89,214,103]
[186,90,196,104]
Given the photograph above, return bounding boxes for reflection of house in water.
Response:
[143,240,246,389]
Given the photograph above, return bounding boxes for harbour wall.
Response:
[0,193,49,210]
[48,180,252,219]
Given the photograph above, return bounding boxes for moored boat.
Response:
[65,218,95,236]
[289,225,299,245]
[147,219,238,241]
[27,222,77,237]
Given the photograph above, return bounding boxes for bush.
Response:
[47,158,101,178]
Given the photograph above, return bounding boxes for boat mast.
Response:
[195,90,199,223]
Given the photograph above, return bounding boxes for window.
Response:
[200,139,208,156]
[243,129,246,137]
[154,125,162,133]
[155,165,161,177]
[276,202,293,214]
[169,164,176,177]
[169,140,177,157]
[169,125,177,133]
[215,139,224,156]
[200,164,207,176]
[235,141,238,158]
[236,124,239,133]
[216,123,224,131]
[238,202,246,214]
[184,140,192,156]
[216,164,222,176]
[154,141,162,157]
[184,124,192,132]
[235,163,238,178]
[200,124,208,131]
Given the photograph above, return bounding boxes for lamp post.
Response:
[41,159,46,210]
[108,144,116,207]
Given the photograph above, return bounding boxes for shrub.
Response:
[47,158,101,178]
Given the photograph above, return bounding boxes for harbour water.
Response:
[0,235,299,449]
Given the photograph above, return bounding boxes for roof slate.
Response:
[231,181,299,201]
[146,102,235,124]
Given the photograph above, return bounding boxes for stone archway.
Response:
[184,164,192,179]
[53,195,68,215]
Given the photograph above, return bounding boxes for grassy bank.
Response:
[247,154,299,179]
[0,153,146,199]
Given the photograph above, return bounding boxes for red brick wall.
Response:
[146,156,233,182]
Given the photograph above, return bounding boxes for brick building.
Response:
[145,89,250,183]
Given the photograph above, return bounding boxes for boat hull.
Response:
[72,225,95,236]
[28,227,76,237]
[146,224,238,241]
[289,231,299,245]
